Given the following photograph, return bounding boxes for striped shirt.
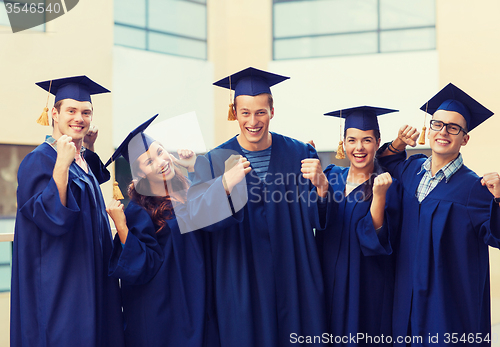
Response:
[415,153,463,203]
[241,145,272,181]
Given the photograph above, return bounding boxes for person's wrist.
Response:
[392,138,406,151]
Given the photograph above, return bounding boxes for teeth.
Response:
[247,128,261,133]
[353,154,366,158]
[160,163,170,174]
[436,140,449,144]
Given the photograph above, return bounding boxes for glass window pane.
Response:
[274,0,377,38]
[114,24,146,49]
[149,32,206,59]
[0,242,11,264]
[274,32,378,59]
[380,0,435,30]
[380,27,435,52]
[0,266,11,292]
[149,0,206,40]
[114,0,146,27]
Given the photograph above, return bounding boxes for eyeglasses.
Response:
[429,120,467,135]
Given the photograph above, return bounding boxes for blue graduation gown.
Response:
[11,142,124,347]
[188,133,327,347]
[312,164,400,346]
[108,200,221,347]
[377,144,500,346]
[84,149,110,184]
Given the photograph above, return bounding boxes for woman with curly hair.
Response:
[105,116,226,347]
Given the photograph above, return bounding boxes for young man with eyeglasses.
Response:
[377,83,500,346]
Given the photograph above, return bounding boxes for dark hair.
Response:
[343,128,380,140]
[128,158,190,233]
[51,100,64,127]
[233,93,274,111]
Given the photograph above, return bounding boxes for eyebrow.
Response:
[346,136,374,140]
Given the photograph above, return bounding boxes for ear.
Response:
[51,107,59,123]
[270,107,274,120]
[461,133,470,146]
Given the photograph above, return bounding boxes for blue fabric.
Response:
[188,133,327,347]
[324,106,397,132]
[109,200,220,347]
[419,83,494,132]
[377,143,500,346]
[84,149,111,184]
[311,164,401,346]
[36,75,110,104]
[11,142,124,347]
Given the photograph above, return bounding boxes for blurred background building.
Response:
[0,0,499,345]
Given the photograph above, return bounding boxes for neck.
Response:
[348,162,374,184]
[237,132,272,151]
[430,152,459,176]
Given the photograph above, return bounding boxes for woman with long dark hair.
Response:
[105,117,218,347]
[301,106,402,346]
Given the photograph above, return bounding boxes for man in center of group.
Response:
[188,67,326,346]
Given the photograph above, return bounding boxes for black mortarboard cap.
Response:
[105,114,159,167]
[325,106,398,131]
[36,75,110,104]
[420,83,493,132]
[213,67,289,98]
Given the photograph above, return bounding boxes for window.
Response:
[273,0,435,60]
[114,0,207,60]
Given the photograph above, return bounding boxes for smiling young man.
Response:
[188,67,326,347]
[377,83,500,346]
[11,76,124,347]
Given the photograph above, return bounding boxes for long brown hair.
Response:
[128,163,190,233]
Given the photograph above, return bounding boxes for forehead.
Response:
[235,94,270,109]
[432,109,467,127]
[345,127,376,138]
[60,98,93,110]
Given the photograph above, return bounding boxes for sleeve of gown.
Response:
[355,180,402,256]
[309,165,337,231]
[186,153,245,232]
[467,178,500,248]
[84,149,111,184]
[108,202,164,285]
[17,150,80,237]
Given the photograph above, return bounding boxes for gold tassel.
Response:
[37,107,50,126]
[418,126,426,145]
[335,140,345,159]
[227,103,236,121]
[113,181,124,200]
[38,79,52,126]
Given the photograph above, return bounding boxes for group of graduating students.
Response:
[10,68,500,347]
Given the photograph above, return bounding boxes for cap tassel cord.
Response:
[335,109,346,159]
[37,79,52,126]
[227,75,236,121]
[418,102,428,145]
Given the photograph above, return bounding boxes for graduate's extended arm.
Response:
[370,172,392,230]
[53,135,77,207]
[379,125,420,158]
[481,172,500,208]
[300,158,329,198]
[83,124,111,184]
